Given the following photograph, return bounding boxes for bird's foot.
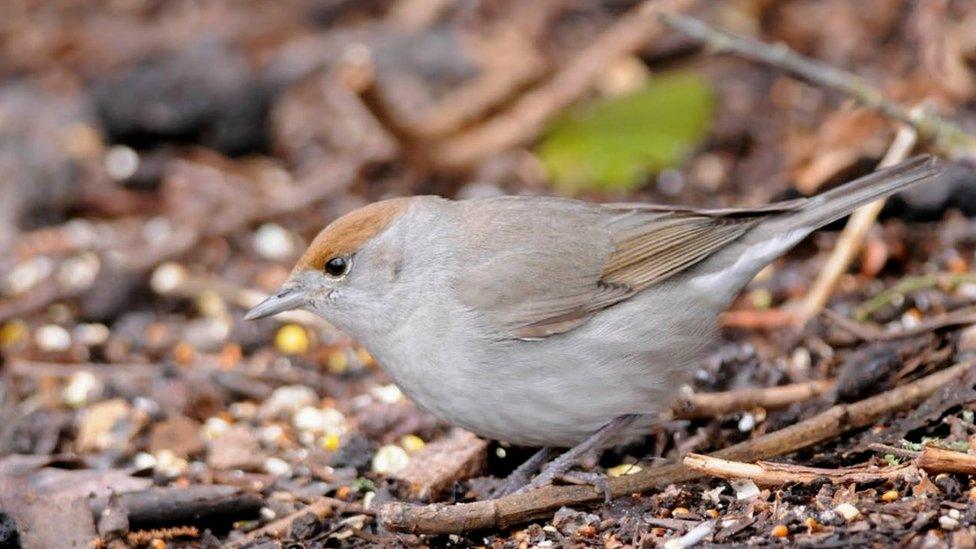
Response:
[558,470,612,502]
[492,447,556,499]
[510,414,641,498]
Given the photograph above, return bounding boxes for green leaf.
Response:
[537,72,714,194]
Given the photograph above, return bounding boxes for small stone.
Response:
[202,417,230,440]
[372,444,409,475]
[208,426,265,470]
[940,515,960,531]
[834,503,860,521]
[275,324,309,354]
[4,257,53,295]
[35,324,71,352]
[77,399,145,452]
[154,449,188,477]
[730,479,760,500]
[148,416,204,458]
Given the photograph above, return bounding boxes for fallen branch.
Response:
[90,486,262,530]
[671,379,835,419]
[430,0,693,169]
[683,453,916,486]
[659,13,976,157]
[379,360,974,534]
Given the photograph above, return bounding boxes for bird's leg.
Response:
[515,414,641,496]
[493,447,557,498]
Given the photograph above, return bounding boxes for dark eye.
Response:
[324,257,348,277]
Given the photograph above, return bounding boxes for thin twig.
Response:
[853,272,976,321]
[379,360,974,534]
[659,13,976,157]
[683,453,916,486]
[794,126,918,324]
[823,306,976,342]
[671,379,835,419]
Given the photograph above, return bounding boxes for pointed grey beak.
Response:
[245,286,308,320]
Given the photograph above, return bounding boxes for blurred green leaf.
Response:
[537,72,714,194]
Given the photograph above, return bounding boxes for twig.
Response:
[658,13,976,157]
[916,445,976,475]
[90,486,262,529]
[867,442,920,460]
[683,453,916,486]
[378,360,974,534]
[671,379,835,419]
[823,307,976,342]
[430,0,693,169]
[853,272,976,321]
[663,520,714,549]
[794,126,918,324]
[224,498,335,549]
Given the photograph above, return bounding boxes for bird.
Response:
[246,155,942,495]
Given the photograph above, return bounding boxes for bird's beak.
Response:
[245,285,308,320]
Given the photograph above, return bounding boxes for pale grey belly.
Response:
[370,284,721,448]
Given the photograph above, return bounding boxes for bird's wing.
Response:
[453,197,776,340]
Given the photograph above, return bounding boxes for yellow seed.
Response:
[706,509,719,518]
[401,434,426,453]
[672,507,690,517]
[275,324,309,354]
[321,433,341,451]
[327,349,348,373]
[881,489,899,502]
[0,320,29,348]
[149,539,166,549]
[771,524,789,538]
[607,463,642,477]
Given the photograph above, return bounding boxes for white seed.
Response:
[105,145,139,180]
[834,503,860,521]
[63,371,102,407]
[264,457,292,477]
[155,449,188,477]
[202,417,230,440]
[370,384,403,404]
[133,452,157,470]
[254,223,295,261]
[4,257,53,295]
[57,252,100,290]
[36,324,71,352]
[738,413,756,432]
[939,515,959,531]
[372,444,409,475]
[73,323,110,346]
[150,262,187,294]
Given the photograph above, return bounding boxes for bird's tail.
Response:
[767,155,941,234]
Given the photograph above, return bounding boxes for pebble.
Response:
[202,417,230,440]
[372,444,409,475]
[155,449,189,477]
[730,479,760,500]
[105,145,139,180]
[77,399,145,452]
[73,323,110,346]
[150,262,187,294]
[57,252,100,290]
[940,514,960,531]
[292,406,346,436]
[4,256,53,294]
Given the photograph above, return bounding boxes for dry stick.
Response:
[658,13,976,156]
[794,126,918,324]
[379,360,974,534]
[683,453,917,486]
[916,445,976,475]
[671,379,835,419]
[224,498,336,549]
[430,0,693,169]
[823,307,976,342]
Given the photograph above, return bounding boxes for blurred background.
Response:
[3,0,976,546]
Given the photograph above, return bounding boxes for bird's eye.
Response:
[324,257,348,277]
